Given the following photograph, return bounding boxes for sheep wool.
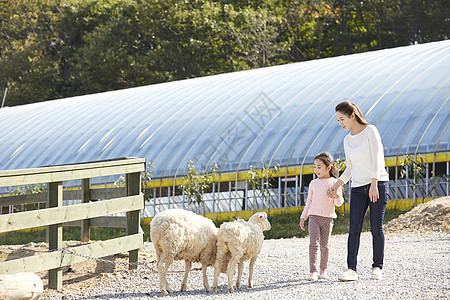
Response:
[213,212,271,293]
[150,209,218,296]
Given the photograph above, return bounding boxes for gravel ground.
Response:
[42,231,450,300]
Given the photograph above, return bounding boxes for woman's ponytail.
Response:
[335,101,369,125]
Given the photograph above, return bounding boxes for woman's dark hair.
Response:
[314,152,339,179]
[335,101,369,125]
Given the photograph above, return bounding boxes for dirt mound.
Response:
[384,196,450,233]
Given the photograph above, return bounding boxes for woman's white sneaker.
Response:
[338,269,358,281]
[371,267,383,280]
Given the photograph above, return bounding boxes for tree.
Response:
[114,160,154,206]
[248,162,279,213]
[7,183,47,212]
[224,5,289,68]
[1,0,448,107]
[385,0,450,45]
[0,0,63,106]
[400,153,435,206]
[179,160,218,216]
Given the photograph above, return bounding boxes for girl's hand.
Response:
[299,218,306,231]
[369,183,379,202]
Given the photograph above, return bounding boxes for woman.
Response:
[329,101,389,281]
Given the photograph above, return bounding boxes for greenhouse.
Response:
[0,40,449,217]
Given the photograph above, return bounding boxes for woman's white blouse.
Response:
[339,124,389,187]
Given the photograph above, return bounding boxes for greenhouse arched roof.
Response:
[0,40,449,181]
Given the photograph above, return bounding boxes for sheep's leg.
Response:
[213,248,226,292]
[201,263,211,292]
[236,261,244,290]
[212,263,220,293]
[248,256,257,288]
[154,246,162,270]
[157,253,175,296]
[154,246,162,262]
[227,256,239,293]
[180,260,192,292]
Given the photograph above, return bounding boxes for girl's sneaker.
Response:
[307,272,318,281]
[338,269,358,281]
[319,269,328,279]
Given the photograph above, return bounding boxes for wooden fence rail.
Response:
[0,187,127,206]
[0,158,146,290]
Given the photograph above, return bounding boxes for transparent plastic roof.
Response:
[0,40,449,180]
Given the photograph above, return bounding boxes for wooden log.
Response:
[0,272,43,300]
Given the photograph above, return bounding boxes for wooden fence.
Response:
[0,158,145,290]
[0,187,129,228]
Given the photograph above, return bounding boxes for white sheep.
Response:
[212,212,271,293]
[150,209,218,295]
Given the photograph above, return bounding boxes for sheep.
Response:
[150,209,218,295]
[212,212,271,293]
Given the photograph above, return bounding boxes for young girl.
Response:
[300,152,344,281]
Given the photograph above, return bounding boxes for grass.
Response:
[264,209,407,240]
[0,227,126,245]
[0,210,408,245]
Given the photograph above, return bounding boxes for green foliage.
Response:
[114,160,154,203]
[179,160,218,215]
[400,153,426,197]
[335,157,346,172]
[0,0,62,105]
[248,162,280,210]
[141,161,155,202]
[8,183,47,195]
[7,183,48,212]
[0,227,47,245]
[263,208,407,239]
[1,0,449,107]
[0,226,126,245]
[400,153,449,203]
[225,5,289,68]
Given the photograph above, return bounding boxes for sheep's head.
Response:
[248,212,271,231]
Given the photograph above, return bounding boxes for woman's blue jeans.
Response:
[347,181,388,271]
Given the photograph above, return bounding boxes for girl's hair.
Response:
[314,152,339,179]
[335,101,369,125]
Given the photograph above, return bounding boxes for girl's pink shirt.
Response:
[301,177,344,219]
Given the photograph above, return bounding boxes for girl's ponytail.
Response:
[314,152,339,179]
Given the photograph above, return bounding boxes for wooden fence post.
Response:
[126,172,141,270]
[48,181,63,290]
[81,178,90,242]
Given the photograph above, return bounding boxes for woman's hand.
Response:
[328,179,344,199]
[369,182,379,202]
[299,218,306,231]
[327,186,339,199]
